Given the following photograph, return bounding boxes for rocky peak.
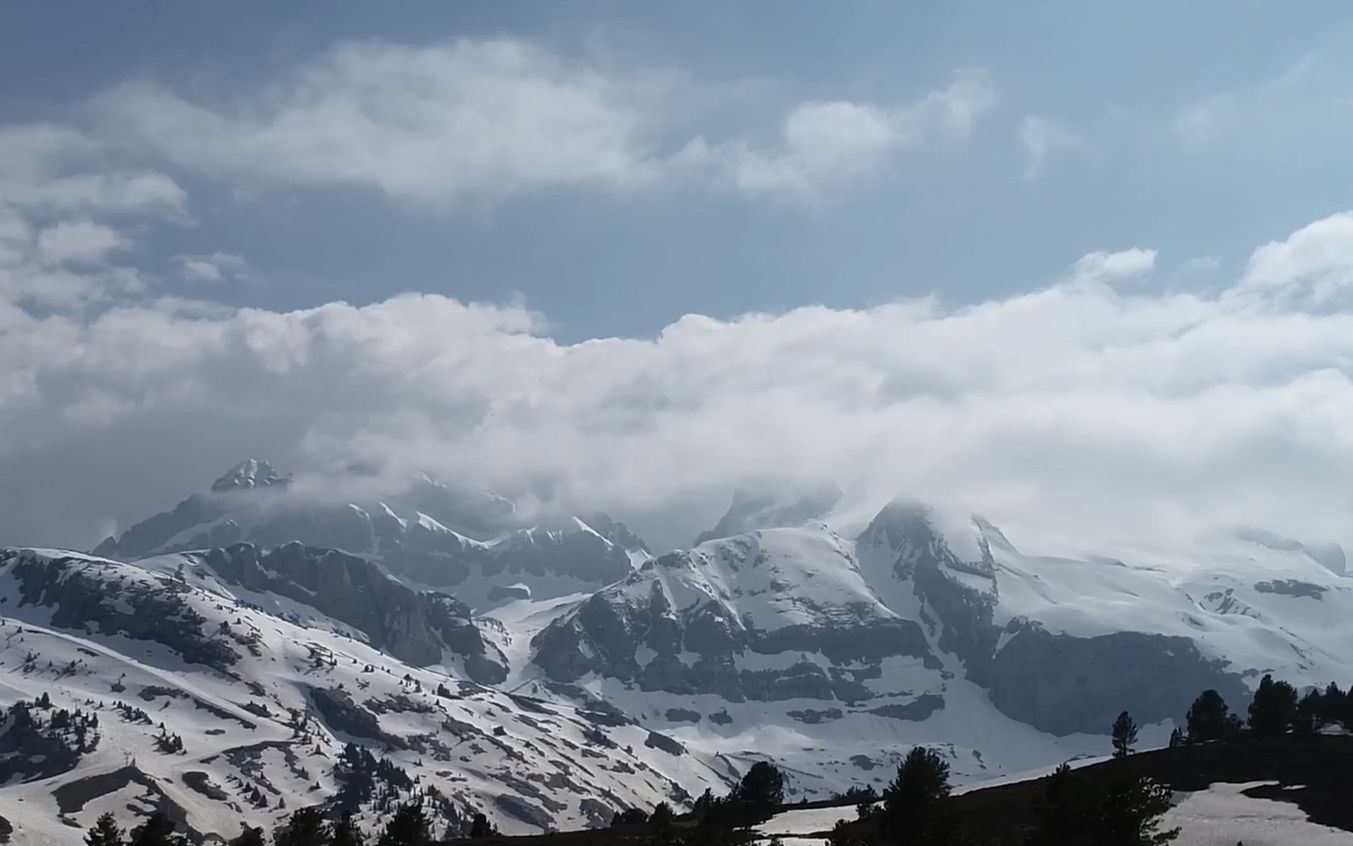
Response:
[694,480,842,546]
[210,459,290,493]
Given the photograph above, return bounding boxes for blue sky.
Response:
[8,2,1353,553]
[5,2,1353,338]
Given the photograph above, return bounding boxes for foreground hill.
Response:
[0,548,721,844]
[461,735,1353,844]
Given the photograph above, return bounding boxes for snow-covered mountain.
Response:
[92,460,649,607]
[3,461,1352,842]
[511,498,1353,796]
[0,548,722,845]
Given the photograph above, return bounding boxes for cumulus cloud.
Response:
[5,214,1353,556]
[1068,247,1157,285]
[1241,211,1353,301]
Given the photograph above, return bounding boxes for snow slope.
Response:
[0,549,720,843]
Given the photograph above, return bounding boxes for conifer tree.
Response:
[86,812,124,846]
[1095,776,1180,845]
[331,815,364,846]
[1186,690,1241,742]
[130,813,186,846]
[275,806,330,846]
[1025,764,1091,846]
[1112,711,1139,758]
[468,812,496,839]
[735,762,786,809]
[376,800,431,846]
[884,746,952,845]
[1248,674,1298,736]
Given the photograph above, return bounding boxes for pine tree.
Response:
[651,801,674,829]
[735,761,786,809]
[884,746,952,845]
[228,828,264,846]
[1295,689,1320,734]
[1112,711,1139,758]
[86,812,124,846]
[331,815,364,846]
[1095,776,1180,845]
[275,806,330,846]
[1248,674,1298,736]
[468,813,496,838]
[1025,764,1091,846]
[1186,690,1240,743]
[1167,727,1185,748]
[377,800,431,846]
[130,813,186,846]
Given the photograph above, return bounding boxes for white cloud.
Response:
[1018,116,1080,181]
[1182,255,1222,274]
[6,214,1353,556]
[0,124,185,216]
[1241,212,1353,301]
[684,69,995,203]
[1175,54,1323,150]
[0,122,185,308]
[36,221,126,265]
[172,252,253,284]
[93,39,991,207]
[95,39,667,207]
[1069,247,1157,285]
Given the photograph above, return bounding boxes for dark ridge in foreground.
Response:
[436,735,1353,845]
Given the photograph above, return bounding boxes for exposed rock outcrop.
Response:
[200,543,508,682]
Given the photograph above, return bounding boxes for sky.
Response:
[5,2,1353,553]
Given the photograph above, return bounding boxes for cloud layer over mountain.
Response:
[5,212,1353,554]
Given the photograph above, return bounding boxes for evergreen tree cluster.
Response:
[1025,766,1179,846]
[1173,674,1351,745]
[0,696,101,781]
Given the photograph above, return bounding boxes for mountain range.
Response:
[2,459,1350,843]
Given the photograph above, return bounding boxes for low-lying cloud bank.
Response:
[5,213,1353,554]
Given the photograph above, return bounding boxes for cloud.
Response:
[0,124,185,215]
[1174,54,1324,150]
[6,213,1353,557]
[94,39,991,207]
[172,252,254,284]
[1181,255,1222,274]
[0,208,140,308]
[683,69,995,202]
[1069,247,1157,285]
[95,39,670,207]
[1241,211,1353,301]
[1018,116,1080,181]
[0,122,186,308]
[36,221,126,265]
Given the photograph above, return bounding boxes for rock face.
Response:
[985,627,1248,736]
[532,496,1353,744]
[3,549,239,672]
[200,543,509,682]
[533,527,936,703]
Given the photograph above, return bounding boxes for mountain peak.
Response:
[694,480,842,545]
[210,458,290,493]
